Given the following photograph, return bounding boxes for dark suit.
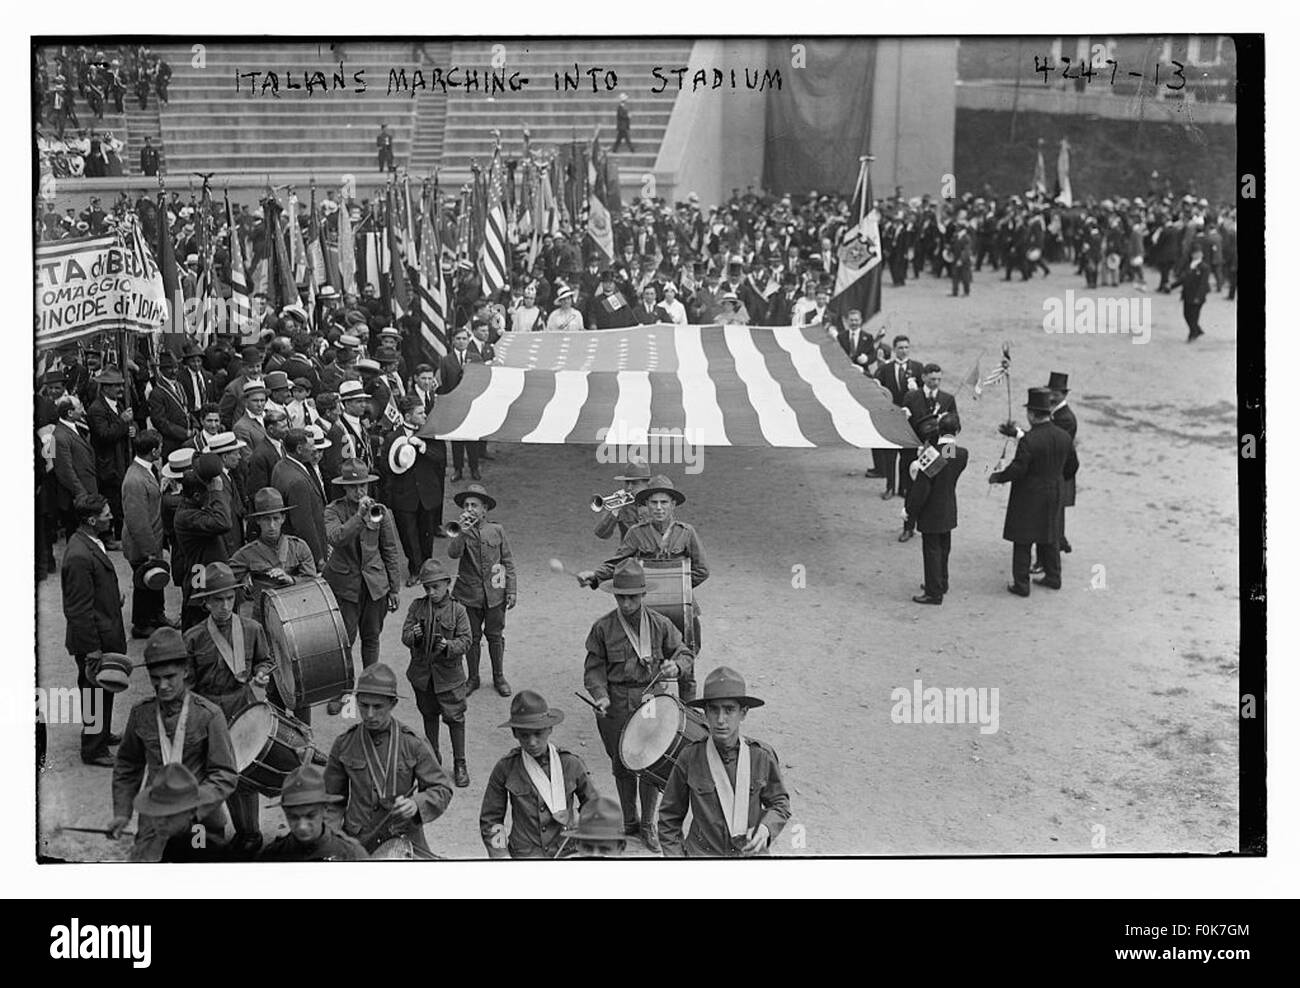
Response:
[437,349,480,476]
[61,529,125,759]
[873,359,926,495]
[323,498,402,669]
[836,328,880,375]
[904,444,968,600]
[177,365,215,420]
[86,395,132,539]
[272,454,329,567]
[53,421,98,531]
[1174,261,1212,337]
[121,459,166,630]
[990,421,1079,591]
[1051,402,1078,548]
[147,376,191,457]
[380,429,447,578]
[245,437,285,503]
[173,487,233,627]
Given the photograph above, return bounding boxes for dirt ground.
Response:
[36,262,1240,860]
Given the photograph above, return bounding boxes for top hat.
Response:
[418,558,452,584]
[247,486,289,518]
[560,795,626,843]
[94,652,136,693]
[143,626,190,667]
[1045,371,1069,394]
[277,763,343,807]
[686,666,765,709]
[613,459,652,483]
[95,368,125,386]
[453,483,497,511]
[331,458,379,486]
[354,662,400,700]
[1024,387,1055,414]
[605,558,647,596]
[498,690,565,730]
[191,561,242,599]
[634,474,685,506]
[134,762,204,816]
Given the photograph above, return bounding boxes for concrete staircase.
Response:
[408,42,453,177]
[154,42,423,177]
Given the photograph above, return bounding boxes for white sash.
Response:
[156,692,192,765]
[615,604,652,666]
[207,615,245,678]
[521,744,568,821]
[705,736,751,838]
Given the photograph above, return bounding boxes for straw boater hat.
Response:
[276,763,343,807]
[331,458,379,486]
[317,284,339,299]
[94,652,136,693]
[133,557,170,591]
[356,358,381,375]
[143,627,190,668]
[246,487,289,518]
[190,561,242,600]
[355,662,400,700]
[134,762,205,816]
[242,379,267,397]
[498,690,565,730]
[337,333,362,350]
[338,380,371,402]
[686,666,765,709]
[560,796,626,844]
[554,286,574,303]
[418,558,452,585]
[305,424,332,450]
[206,432,246,456]
[613,459,652,483]
[388,434,427,475]
[634,474,685,506]
[453,482,496,511]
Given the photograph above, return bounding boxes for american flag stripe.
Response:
[773,327,896,448]
[751,330,841,444]
[699,327,766,445]
[675,326,729,444]
[567,372,623,442]
[648,367,687,435]
[723,325,813,447]
[603,371,653,443]
[521,371,586,444]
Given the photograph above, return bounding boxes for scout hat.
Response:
[246,486,289,518]
[355,662,400,700]
[134,762,204,816]
[613,459,652,483]
[453,482,496,511]
[134,557,171,591]
[498,690,565,730]
[560,796,626,843]
[418,558,451,585]
[634,474,685,506]
[605,558,647,596]
[206,432,246,456]
[143,626,190,668]
[388,434,426,474]
[1024,387,1055,414]
[191,561,242,600]
[686,666,765,709]
[338,380,371,402]
[1045,371,1069,394]
[331,458,379,485]
[94,652,136,693]
[95,367,125,385]
[277,763,343,807]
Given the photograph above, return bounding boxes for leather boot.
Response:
[638,779,662,852]
[454,759,470,787]
[615,776,639,836]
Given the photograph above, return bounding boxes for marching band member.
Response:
[658,666,791,857]
[447,483,517,697]
[258,763,368,861]
[593,459,652,541]
[559,796,629,858]
[127,762,232,862]
[478,691,598,859]
[581,559,693,852]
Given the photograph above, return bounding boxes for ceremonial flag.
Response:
[225,190,254,338]
[479,148,509,297]
[307,185,327,303]
[1056,137,1073,207]
[287,189,309,290]
[155,191,180,315]
[960,355,983,401]
[418,324,919,449]
[264,193,298,312]
[386,185,410,320]
[586,133,615,264]
[337,188,356,292]
[1033,142,1048,198]
[827,157,882,326]
[415,185,449,359]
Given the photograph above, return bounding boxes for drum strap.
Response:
[156,692,192,765]
[705,737,750,838]
[521,744,568,820]
[655,521,676,554]
[615,606,652,666]
[207,616,246,679]
[361,727,399,802]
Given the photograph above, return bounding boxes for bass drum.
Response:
[262,577,354,709]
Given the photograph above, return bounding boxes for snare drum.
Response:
[372,837,443,860]
[641,558,697,649]
[228,702,326,796]
[262,577,354,709]
[619,694,709,790]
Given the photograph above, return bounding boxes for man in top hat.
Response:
[560,795,629,857]
[447,482,517,696]
[109,627,240,852]
[579,474,707,699]
[184,561,275,855]
[479,691,599,858]
[324,663,454,854]
[272,427,331,568]
[62,493,127,766]
[233,378,270,453]
[381,395,447,585]
[1043,371,1077,556]
[259,763,368,861]
[121,429,170,637]
[127,762,232,862]
[581,557,694,850]
[904,413,968,605]
[658,666,791,857]
[147,350,193,458]
[401,558,472,784]
[594,459,652,541]
[229,486,318,626]
[988,388,1079,596]
[324,458,402,693]
[86,366,134,548]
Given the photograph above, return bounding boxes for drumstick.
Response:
[548,558,585,580]
[573,691,604,716]
[55,825,136,838]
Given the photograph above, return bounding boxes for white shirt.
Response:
[511,305,543,333]
[661,299,688,325]
[133,455,156,475]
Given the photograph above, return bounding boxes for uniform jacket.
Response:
[479,747,599,858]
[323,497,402,603]
[86,394,131,482]
[593,519,708,587]
[147,377,191,456]
[659,736,792,858]
[583,606,693,712]
[324,719,454,851]
[53,420,98,508]
[258,827,368,861]
[228,535,318,622]
[447,521,517,609]
[401,594,472,693]
[271,455,329,566]
[121,459,164,564]
[184,616,274,721]
[904,444,968,533]
[112,690,240,820]
[991,420,1079,543]
[61,529,127,655]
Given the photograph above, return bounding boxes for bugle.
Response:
[590,489,637,513]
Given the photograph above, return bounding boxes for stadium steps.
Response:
[408,42,453,177]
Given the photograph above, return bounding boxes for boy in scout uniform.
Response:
[259,763,368,861]
[324,663,454,855]
[593,459,652,541]
[446,482,517,696]
[658,666,791,858]
[128,762,232,862]
[560,796,629,858]
[581,558,693,852]
[229,487,318,627]
[109,627,241,856]
[400,558,473,787]
[478,691,599,859]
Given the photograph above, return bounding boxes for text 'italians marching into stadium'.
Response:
[233,62,783,98]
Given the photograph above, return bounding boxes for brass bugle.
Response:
[590,489,637,512]
[444,514,478,537]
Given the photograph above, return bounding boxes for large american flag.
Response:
[418,324,919,449]
[414,187,448,358]
[478,148,508,297]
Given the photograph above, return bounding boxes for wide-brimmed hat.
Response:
[143,627,189,667]
[613,460,652,483]
[354,662,399,700]
[134,762,204,816]
[1024,387,1055,414]
[498,690,565,730]
[191,561,242,600]
[387,434,426,475]
[206,432,246,456]
[453,483,496,511]
[331,458,379,485]
[246,486,289,518]
[95,367,125,385]
[338,380,371,402]
[264,370,291,391]
[374,347,400,364]
[277,763,343,807]
[604,558,647,596]
[686,666,765,709]
[560,796,626,843]
[134,557,170,591]
[634,474,685,506]
[1045,371,1069,394]
[418,558,452,584]
[94,652,136,693]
